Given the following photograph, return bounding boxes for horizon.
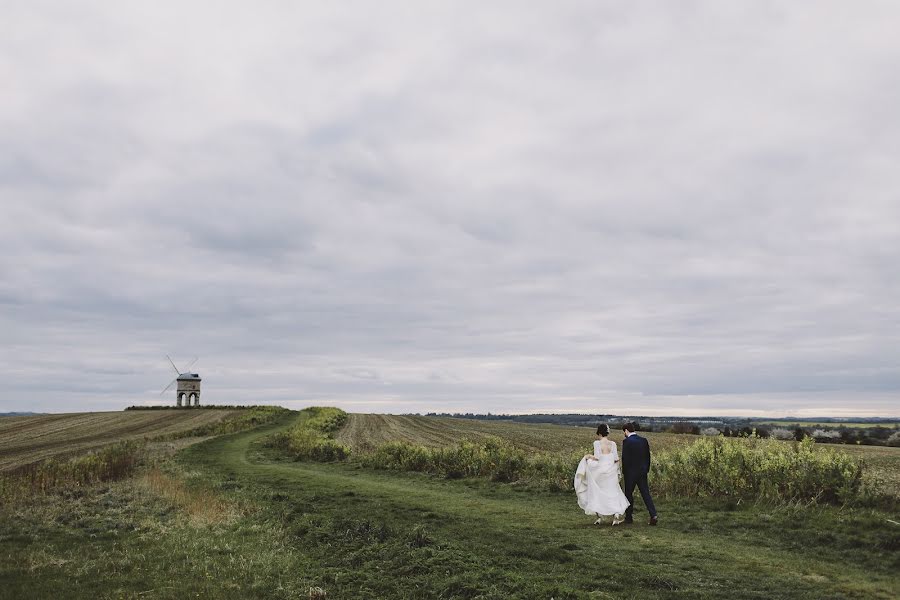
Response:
[4,404,899,421]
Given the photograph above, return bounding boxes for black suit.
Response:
[621,433,657,520]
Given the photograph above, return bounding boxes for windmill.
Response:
[161,355,202,407]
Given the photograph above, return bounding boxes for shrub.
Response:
[701,427,721,436]
[266,407,351,462]
[359,436,580,490]
[812,429,841,443]
[770,428,794,440]
[652,435,866,505]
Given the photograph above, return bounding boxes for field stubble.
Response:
[0,410,243,471]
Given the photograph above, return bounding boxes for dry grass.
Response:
[0,410,242,471]
[138,467,236,525]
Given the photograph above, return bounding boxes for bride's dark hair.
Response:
[596,423,610,437]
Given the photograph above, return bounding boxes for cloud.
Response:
[1,1,899,416]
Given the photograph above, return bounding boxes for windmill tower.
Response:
[161,355,202,407]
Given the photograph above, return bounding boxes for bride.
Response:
[574,423,630,525]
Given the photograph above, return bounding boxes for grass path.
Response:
[179,412,899,599]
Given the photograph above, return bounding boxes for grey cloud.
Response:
[1,1,899,416]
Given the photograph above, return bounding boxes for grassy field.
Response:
[0,410,242,471]
[1,410,898,599]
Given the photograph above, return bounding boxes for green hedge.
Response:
[265,407,351,461]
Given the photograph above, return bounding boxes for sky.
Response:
[1,1,899,417]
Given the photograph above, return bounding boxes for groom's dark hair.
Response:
[622,421,636,433]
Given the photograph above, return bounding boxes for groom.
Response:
[621,422,658,526]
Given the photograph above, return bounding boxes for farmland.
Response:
[1,409,898,599]
[336,413,695,454]
[338,413,900,495]
[0,410,242,471]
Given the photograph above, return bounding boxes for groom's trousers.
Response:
[623,471,657,520]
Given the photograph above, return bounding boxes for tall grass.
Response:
[353,433,876,505]
[154,406,290,440]
[265,407,351,461]
[653,435,869,505]
[358,436,577,490]
[0,440,142,504]
[139,467,235,525]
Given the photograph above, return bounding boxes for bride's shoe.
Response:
[593,517,605,525]
[611,514,623,526]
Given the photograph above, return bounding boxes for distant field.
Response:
[755,421,900,429]
[337,414,696,454]
[0,410,241,471]
[338,414,900,495]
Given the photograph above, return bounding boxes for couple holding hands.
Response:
[574,422,658,526]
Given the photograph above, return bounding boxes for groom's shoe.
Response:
[622,518,634,525]
[649,515,658,526]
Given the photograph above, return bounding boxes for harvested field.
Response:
[336,413,694,454]
[0,410,241,471]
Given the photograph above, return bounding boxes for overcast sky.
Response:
[2,2,899,416]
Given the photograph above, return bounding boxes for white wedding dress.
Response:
[574,440,630,518]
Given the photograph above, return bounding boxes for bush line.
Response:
[153,406,291,441]
[265,407,351,461]
[277,408,884,506]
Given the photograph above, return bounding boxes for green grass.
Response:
[2,410,897,599]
